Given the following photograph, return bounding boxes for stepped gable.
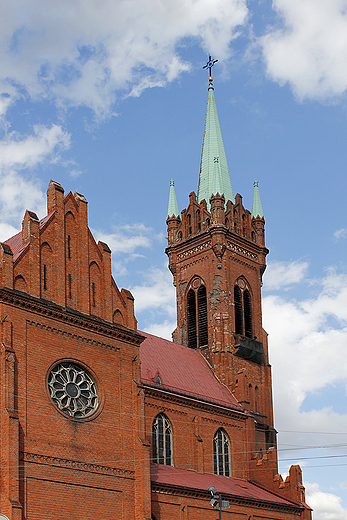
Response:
[140,331,244,411]
[150,463,304,509]
[4,212,54,262]
[1,180,137,329]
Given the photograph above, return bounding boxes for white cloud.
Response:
[0,125,70,170]
[263,267,347,452]
[263,260,309,290]
[130,267,176,317]
[264,269,347,392]
[143,319,176,341]
[260,0,347,101]
[305,482,347,520]
[93,224,158,255]
[0,124,71,237]
[0,0,249,118]
[334,228,347,240]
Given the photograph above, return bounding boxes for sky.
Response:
[0,0,347,517]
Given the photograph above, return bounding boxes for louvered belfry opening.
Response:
[187,288,197,348]
[234,285,243,335]
[187,280,208,349]
[234,280,253,339]
[244,289,253,338]
[197,285,208,347]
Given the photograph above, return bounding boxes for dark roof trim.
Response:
[140,381,248,418]
[0,287,145,346]
[151,482,303,513]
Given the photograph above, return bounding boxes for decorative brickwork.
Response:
[0,180,311,520]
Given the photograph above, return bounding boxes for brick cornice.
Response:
[0,287,144,346]
[21,452,135,479]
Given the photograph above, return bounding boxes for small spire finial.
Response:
[167,179,179,219]
[252,180,264,219]
[203,55,218,86]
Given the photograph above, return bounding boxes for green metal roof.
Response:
[251,181,264,218]
[167,179,179,218]
[197,85,234,209]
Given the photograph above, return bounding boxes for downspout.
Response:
[246,414,251,481]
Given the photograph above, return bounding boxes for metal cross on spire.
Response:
[203,55,218,84]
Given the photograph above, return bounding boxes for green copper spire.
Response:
[252,181,264,218]
[167,179,179,218]
[197,80,234,209]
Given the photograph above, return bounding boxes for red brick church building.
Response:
[0,74,312,519]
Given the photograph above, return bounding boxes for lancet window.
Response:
[234,279,253,338]
[187,280,208,349]
[213,428,231,477]
[152,413,172,466]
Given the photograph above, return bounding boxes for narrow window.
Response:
[68,274,72,299]
[43,264,47,291]
[225,217,229,229]
[249,383,253,409]
[234,285,243,335]
[206,218,210,228]
[91,282,96,307]
[213,429,230,477]
[251,231,256,242]
[187,289,197,348]
[197,210,201,232]
[244,289,252,338]
[67,235,71,260]
[187,214,192,236]
[255,385,259,412]
[152,413,172,466]
[197,285,208,347]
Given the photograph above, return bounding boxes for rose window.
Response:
[48,362,98,419]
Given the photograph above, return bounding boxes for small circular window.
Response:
[48,362,98,419]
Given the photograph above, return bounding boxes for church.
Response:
[0,68,312,519]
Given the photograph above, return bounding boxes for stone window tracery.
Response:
[152,413,172,466]
[48,362,99,419]
[214,428,231,477]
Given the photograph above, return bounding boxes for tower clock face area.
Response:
[48,362,99,419]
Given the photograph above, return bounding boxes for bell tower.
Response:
[166,64,275,444]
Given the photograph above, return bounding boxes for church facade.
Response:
[0,76,311,519]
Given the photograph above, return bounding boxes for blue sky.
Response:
[1,1,347,517]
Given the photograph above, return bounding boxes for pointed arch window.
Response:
[197,210,201,232]
[234,280,253,338]
[152,413,172,466]
[187,281,208,349]
[187,214,192,236]
[214,428,231,477]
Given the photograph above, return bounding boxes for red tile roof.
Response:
[150,463,302,508]
[139,332,244,412]
[4,212,55,262]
